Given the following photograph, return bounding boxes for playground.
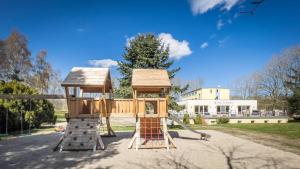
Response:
[1,129,299,169]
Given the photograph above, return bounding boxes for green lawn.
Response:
[0,125,55,140]
[214,123,300,139]
[55,110,67,122]
[165,122,300,139]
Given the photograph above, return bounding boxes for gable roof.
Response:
[131,69,171,88]
[61,67,110,87]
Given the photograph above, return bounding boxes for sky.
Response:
[1,0,300,89]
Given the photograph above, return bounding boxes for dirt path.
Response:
[0,130,299,169]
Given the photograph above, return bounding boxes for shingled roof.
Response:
[131,69,171,88]
[61,67,110,86]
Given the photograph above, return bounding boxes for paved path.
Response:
[0,130,299,169]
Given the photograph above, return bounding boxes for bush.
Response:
[194,115,202,125]
[217,117,229,124]
[183,113,190,124]
[0,80,55,133]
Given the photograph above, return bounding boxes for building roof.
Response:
[131,69,171,88]
[61,67,110,86]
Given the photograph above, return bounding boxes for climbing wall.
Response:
[60,118,104,151]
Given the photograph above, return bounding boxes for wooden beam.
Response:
[0,94,65,100]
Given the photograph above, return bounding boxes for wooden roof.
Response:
[61,67,111,88]
[131,69,171,88]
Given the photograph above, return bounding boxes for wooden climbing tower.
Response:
[128,69,176,150]
[58,67,115,151]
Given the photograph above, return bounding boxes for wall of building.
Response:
[177,99,258,117]
[181,88,230,100]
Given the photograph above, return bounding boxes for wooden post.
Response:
[162,117,169,150]
[135,117,140,150]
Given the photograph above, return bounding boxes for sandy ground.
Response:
[0,130,299,169]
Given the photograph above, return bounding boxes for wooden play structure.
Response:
[59,67,114,151]
[128,69,176,149]
[58,67,176,151]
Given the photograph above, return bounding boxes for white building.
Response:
[177,87,288,124]
[177,99,258,117]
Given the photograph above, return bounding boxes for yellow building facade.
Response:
[181,88,230,100]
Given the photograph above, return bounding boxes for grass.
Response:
[55,110,67,123]
[0,125,55,140]
[213,123,300,139]
[167,123,300,139]
[111,125,135,131]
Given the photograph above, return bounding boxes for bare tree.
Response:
[248,46,300,110]
[30,50,53,93]
[0,40,7,80]
[2,31,32,81]
[47,70,63,94]
[232,73,260,99]
[172,77,204,91]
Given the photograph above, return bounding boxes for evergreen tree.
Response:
[116,33,187,111]
[286,68,300,117]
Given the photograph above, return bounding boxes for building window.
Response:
[238,106,250,115]
[217,105,229,114]
[217,106,220,113]
[226,106,229,112]
[200,106,203,112]
[204,106,208,112]
[194,106,199,113]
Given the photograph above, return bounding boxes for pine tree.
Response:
[116,33,187,110]
[286,68,300,117]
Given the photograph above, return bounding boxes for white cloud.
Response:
[222,0,240,11]
[158,33,192,60]
[125,36,135,47]
[201,42,208,49]
[210,33,217,39]
[189,0,240,15]
[218,36,230,47]
[217,19,224,30]
[88,59,118,68]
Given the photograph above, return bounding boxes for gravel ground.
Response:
[0,130,299,169]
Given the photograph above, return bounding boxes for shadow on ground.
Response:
[0,132,131,169]
[0,130,299,169]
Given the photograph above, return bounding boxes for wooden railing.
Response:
[66,97,168,118]
[67,97,104,118]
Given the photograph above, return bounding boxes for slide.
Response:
[169,113,211,140]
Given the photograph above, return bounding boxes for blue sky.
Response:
[1,0,300,88]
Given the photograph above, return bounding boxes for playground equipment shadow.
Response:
[0,130,300,169]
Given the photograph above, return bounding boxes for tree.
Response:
[232,73,260,99]
[0,80,56,133]
[116,33,187,110]
[0,40,7,80]
[288,88,300,117]
[31,50,53,93]
[2,31,32,81]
